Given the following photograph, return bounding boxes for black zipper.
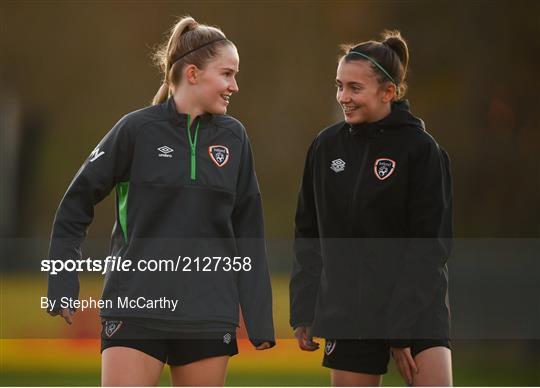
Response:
[347,132,370,235]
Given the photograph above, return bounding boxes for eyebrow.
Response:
[335,79,363,86]
[221,67,239,73]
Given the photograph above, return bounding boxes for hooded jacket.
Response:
[290,100,452,347]
[47,96,275,346]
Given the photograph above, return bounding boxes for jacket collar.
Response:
[165,95,213,127]
[345,99,424,137]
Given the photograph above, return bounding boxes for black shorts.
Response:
[100,319,238,366]
[322,338,451,375]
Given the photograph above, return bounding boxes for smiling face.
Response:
[336,58,395,125]
[192,44,240,115]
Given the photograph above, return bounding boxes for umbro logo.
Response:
[89,147,105,162]
[158,146,174,158]
[330,158,346,173]
[223,332,232,344]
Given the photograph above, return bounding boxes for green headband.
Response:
[347,50,398,89]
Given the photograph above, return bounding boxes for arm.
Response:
[232,130,275,348]
[387,139,453,347]
[47,116,133,314]
[289,141,323,330]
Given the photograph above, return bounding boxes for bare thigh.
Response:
[170,355,229,386]
[331,369,382,387]
[101,346,165,386]
[413,346,452,386]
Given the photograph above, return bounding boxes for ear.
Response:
[381,83,397,103]
[185,64,199,85]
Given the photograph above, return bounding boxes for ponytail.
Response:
[152,82,170,106]
[151,16,232,105]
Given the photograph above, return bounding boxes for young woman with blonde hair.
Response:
[47,16,274,386]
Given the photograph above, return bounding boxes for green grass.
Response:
[1,363,539,387]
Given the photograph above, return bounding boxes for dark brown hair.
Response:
[151,16,234,105]
[340,30,409,100]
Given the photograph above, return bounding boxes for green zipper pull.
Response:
[186,113,201,181]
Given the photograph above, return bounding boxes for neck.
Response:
[172,89,204,121]
[367,103,392,123]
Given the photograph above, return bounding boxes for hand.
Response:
[48,307,75,325]
[255,341,272,350]
[390,347,418,386]
[294,326,319,351]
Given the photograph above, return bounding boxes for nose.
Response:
[337,89,350,104]
[229,77,239,93]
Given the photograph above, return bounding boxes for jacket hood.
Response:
[349,99,425,135]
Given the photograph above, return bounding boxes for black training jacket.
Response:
[290,100,452,347]
[47,96,275,346]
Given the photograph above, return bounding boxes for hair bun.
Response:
[381,30,409,71]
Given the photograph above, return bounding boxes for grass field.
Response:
[1,274,539,386]
[2,338,539,386]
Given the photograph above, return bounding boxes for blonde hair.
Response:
[152,16,233,105]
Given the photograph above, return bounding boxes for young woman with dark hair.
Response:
[290,30,453,386]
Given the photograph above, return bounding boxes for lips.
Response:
[221,94,231,104]
[342,105,358,114]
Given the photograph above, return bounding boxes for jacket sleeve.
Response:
[231,130,275,347]
[387,138,453,347]
[47,116,133,312]
[289,140,323,329]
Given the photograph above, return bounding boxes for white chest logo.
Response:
[330,158,346,173]
[157,146,174,158]
[209,145,230,167]
[374,158,396,180]
[89,147,105,162]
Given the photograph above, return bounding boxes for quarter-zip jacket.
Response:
[47,96,275,346]
[290,101,452,347]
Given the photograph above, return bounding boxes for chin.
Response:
[206,106,227,115]
[344,115,365,125]
[216,104,228,115]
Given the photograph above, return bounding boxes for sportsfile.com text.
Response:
[42,256,253,275]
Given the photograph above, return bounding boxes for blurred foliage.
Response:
[1,1,538,240]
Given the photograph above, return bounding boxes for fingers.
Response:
[255,341,271,350]
[303,337,319,351]
[294,328,310,351]
[394,355,412,386]
[298,341,319,351]
[399,357,413,386]
[405,350,418,374]
[391,347,415,386]
[60,308,75,325]
[304,327,320,349]
[294,327,320,351]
